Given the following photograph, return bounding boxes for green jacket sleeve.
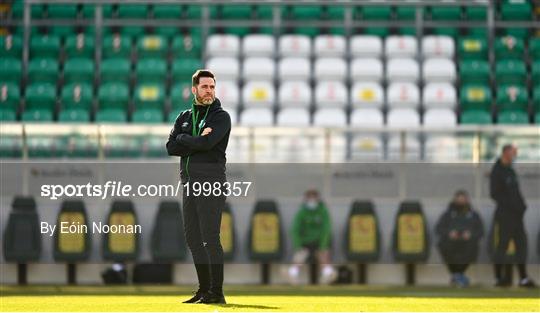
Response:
[319,204,332,249]
[291,208,304,250]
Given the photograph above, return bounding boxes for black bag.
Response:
[101,263,128,284]
[333,265,353,284]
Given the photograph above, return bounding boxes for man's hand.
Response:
[462,230,471,240]
[449,230,459,240]
[201,127,213,136]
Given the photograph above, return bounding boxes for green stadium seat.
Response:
[496,85,528,112]
[137,35,167,58]
[95,109,127,123]
[530,38,540,59]
[63,58,94,84]
[65,135,99,158]
[290,5,323,20]
[255,5,280,19]
[495,60,527,85]
[495,36,524,60]
[326,6,345,19]
[256,27,276,35]
[1,35,22,57]
[188,26,216,38]
[364,27,389,37]
[504,28,530,40]
[84,26,112,37]
[360,6,392,20]
[47,4,79,19]
[170,82,193,112]
[171,58,202,81]
[49,26,76,38]
[120,26,146,40]
[64,34,95,59]
[534,86,540,112]
[501,0,532,20]
[430,6,461,20]
[61,83,93,111]
[104,136,141,158]
[0,108,17,121]
[81,4,113,18]
[132,108,163,124]
[25,83,56,111]
[460,85,492,112]
[153,4,183,19]
[185,5,219,19]
[293,26,320,37]
[0,58,22,83]
[134,84,165,110]
[459,60,490,84]
[28,58,58,83]
[465,6,486,20]
[1,82,20,112]
[396,6,416,20]
[30,35,60,59]
[100,58,131,83]
[21,109,53,122]
[535,112,540,124]
[102,34,132,59]
[136,58,167,83]
[224,27,252,37]
[222,5,252,19]
[0,135,23,157]
[497,111,529,124]
[432,27,458,39]
[28,135,67,157]
[11,2,44,18]
[98,83,129,110]
[328,27,346,36]
[58,108,90,123]
[468,28,488,37]
[172,35,202,58]
[458,37,488,59]
[532,60,540,83]
[460,110,492,124]
[153,27,180,39]
[398,28,417,36]
[167,110,181,123]
[118,4,148,18]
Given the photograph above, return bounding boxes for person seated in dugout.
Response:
[435,190,484,287]
[286,189,336,284]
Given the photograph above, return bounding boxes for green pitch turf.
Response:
[1,285,539,312]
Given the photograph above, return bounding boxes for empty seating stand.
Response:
[247,200,284,284]
[3,196,41,285]
[53,200,91,284]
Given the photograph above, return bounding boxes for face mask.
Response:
[306,200,318,210]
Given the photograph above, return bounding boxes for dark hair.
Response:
[454,189,469,198]
[502,144,514,153]
[192,69,215,86]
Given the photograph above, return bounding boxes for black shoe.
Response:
[495,279,512,287]
[182,290,206,303]
[519,278,538,288]
[199,291,226,304]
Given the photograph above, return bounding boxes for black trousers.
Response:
[494,214,528,264]
[182,184,225,294]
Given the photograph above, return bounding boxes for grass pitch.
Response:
[1,285,539,312]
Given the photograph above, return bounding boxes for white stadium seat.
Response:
[314,35,346,58]
[385,36,418,59]
[279,35,311,57]
[278,81,312,108]
[387,135,421,160]
[206,57,240,81]
[351,134,384,161]
[279,57,311,81]
[243,57,275,81]
[240,107,274,126]
[386,58,420,83]
[423,108,457,127]
[387,108,420,128]
[313,108,347,127]
[423,83,457,108]
[314,58,347,82]
[350,35,383,58]
[424,136,459,162]
[228,108,238,126]
[386,82,420,108]
[276,107,310,126]
[423,58,456,83]
[242,81,275,107]
[350,108,384,127]
[242,34,275,57]
[315,81,347,108]
[351,58,383,82]
[206,34,240,58]
[351,82,384,109]
[422,35,455,59]
[215,80,240,108]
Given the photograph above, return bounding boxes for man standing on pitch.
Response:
[166,70,231,303]
[490,144,536,288]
